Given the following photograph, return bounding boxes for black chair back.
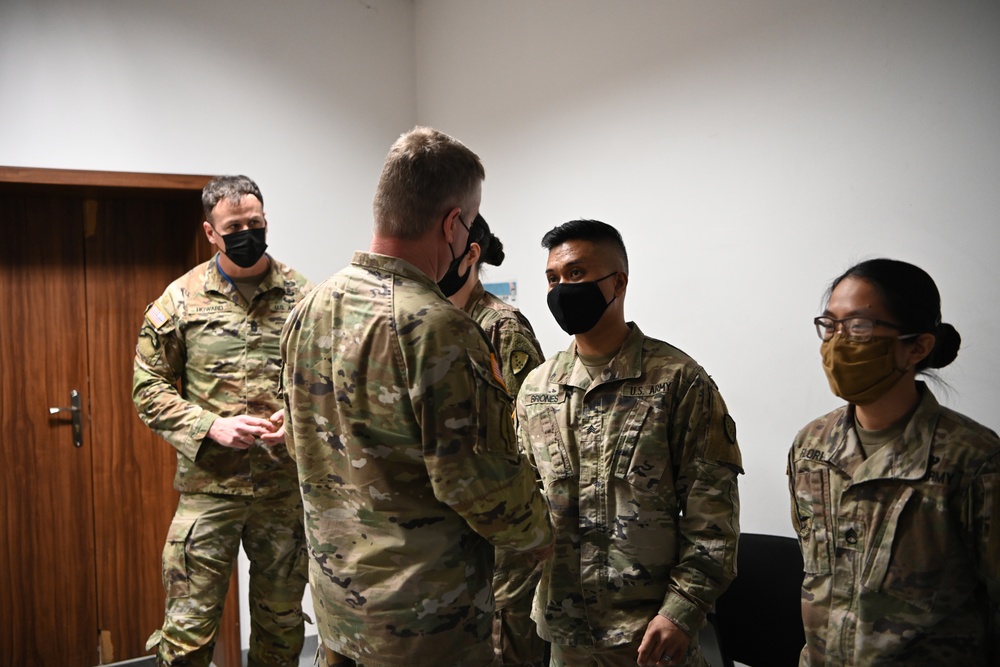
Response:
[712,533,805,667]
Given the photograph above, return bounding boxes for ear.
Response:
[442,207,462,243]
[202,220,216,244]
[905,332,936,369]
[465,242,482,270]
[614,271,629,297]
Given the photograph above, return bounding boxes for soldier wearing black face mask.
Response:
[444,213,549,667]
[437,212,474,297]
[133,175,312,667]
[517,219,743,667]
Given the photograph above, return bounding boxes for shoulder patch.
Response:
[145,302,168,329]
[724,414,737,444]
[511,350,531,375]
[705,407,743,472]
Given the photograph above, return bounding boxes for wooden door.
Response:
[0,192,101,665]
[0,169,241,666]
[85,193,202,663]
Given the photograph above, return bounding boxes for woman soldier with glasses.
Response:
[787,258,999,666]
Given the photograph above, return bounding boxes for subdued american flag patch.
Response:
[145,303,168,329]
[489,352,507,392]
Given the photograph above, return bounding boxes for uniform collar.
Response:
[825,383,941,484]
[205,252,281,303]
[352,251,444,295]
[550,322,645,391]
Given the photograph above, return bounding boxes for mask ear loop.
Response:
[598,271,620,307]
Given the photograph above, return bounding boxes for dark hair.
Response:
[540,219,629,273]
[202,175,263,219]
[829,258,961,371]
[469,213,505,267]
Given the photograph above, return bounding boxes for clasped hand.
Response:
[208,410,286,449]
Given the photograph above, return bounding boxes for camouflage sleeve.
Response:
[413,330,552,555]
[788,443,803,536]
[659,371,741,635]
[277,276,316,463]
[495,321,544,400]
[132,298,218,460]
[967,452,1000,655]
[279,305,302,463]
[515,382,535,467]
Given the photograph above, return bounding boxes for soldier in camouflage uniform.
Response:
[133,175,311,666]
[517,220,742,667]
[443,214,548,666]
[280,127,554,667]
[789,258,1000,666]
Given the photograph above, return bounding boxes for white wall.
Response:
[0,0,416,651]
[415,0,1000,537]
[0,0,415,284]
[4,0,999,653]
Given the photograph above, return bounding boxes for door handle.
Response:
[49,389,83,448]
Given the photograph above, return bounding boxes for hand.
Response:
[208,415,276,450]
[636,614,690,667]
[259,409,286,446]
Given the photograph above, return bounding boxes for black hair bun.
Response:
[483,235,505,266]
[928,322,961,369]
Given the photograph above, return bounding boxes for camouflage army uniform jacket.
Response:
[464,281,544,398]
[789,384,1000,666]
[463,280,546,611]
[280,252,554,667]
[516,323,742,654]
[133,254,311,496]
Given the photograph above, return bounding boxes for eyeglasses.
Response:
[813,316,906,342]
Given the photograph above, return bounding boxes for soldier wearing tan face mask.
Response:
[789,258,1000,666]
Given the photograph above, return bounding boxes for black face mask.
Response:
[222,227,268,268]
[437,215,473,297]
[547,271,617,334]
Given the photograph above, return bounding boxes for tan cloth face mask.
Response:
[821,335,907,405]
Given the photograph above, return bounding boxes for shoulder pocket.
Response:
[470,351,518,459]
[136,302,176,364]
[704,390,742,471]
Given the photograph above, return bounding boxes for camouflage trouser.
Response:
[492,595,548,666]
[148,490,308,666]
[320,636,492,667]
[550,637,705,667]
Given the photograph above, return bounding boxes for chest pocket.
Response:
[185,311,244,374]
[861,485,944,612]
[526,398,574,484]
[793,468,833,575]
[612,398,669,493]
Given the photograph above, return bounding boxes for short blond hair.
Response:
[373,127,485,239]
